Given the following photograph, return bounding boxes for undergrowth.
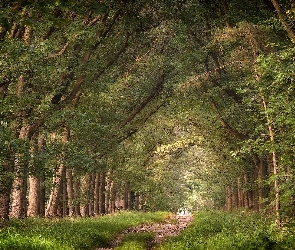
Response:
[0,211,169,250]
[158,211,295,250]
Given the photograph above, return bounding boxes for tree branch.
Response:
[121,74,165,127]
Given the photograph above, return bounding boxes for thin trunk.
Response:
[237,178,243,208]
[231,185,238,210]
[99,172,106,214]
[243,173,250,209]
[124,188,128,210]
[73,177,81,216]
[270,0,295,43]
[39,175,46,216]
[261,95,280,226]
[62,168,67,217]
[88,173,95,216]
[225,186,232,211]
[66,168,75,217]
[93,172,100,215]
[80,174,90,217]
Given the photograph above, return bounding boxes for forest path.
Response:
[96,213,193,250]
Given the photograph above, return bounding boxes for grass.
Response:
[158,211,295,250]
[0,211,170,250]
[114,232,155,250]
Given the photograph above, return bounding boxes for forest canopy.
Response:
[1,0,295,226]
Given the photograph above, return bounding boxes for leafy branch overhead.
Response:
[0,0,295,226]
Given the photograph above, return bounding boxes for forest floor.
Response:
[96,213,193,250]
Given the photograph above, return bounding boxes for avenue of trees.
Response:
[1,0,295,226]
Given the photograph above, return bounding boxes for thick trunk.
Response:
[0,160,14,220]
[10,126,30,218]
[27,176,40,217]
[10,155,27,218]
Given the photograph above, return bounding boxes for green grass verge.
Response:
[0,211,169,250]
[158,211,295,250]
[115,232,155,250]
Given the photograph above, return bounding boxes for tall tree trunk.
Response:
[0,159,14,220]
[27,176,40,217]
[10,126,30,218]
[45,128,69,217]
[243,173,250,209]
[27,133,44,217]
[225,186,232,211]
[39,175,46,217]
[261,95,280,225]
[46,164,66,217]
[270,0,295,43]
[66,168,76,217]
[80,174,90,217]
[61,167,68,217]
[93,172,100,215]
[88,173,95,216]
[253,155,269,211]
[73,177,81,216]
[99,172,106,214]
[237,177,243,208]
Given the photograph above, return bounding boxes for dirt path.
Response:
[96,213,193,250]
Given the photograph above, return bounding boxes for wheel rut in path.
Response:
[96,213,193,250]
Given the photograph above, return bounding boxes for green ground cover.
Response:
[115,232,155,250]
[0,211,169,250]
[159,211,295,250]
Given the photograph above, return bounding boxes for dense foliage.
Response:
[0,0,295,228]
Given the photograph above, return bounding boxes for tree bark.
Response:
[80,174,91,217]
[45,128,69,217]
[27,176,40,217]
[94,172,100,215]
[46,164,66,217]
[270,0,295,43]
[66,168,76,217]
[0,159,14,220]
[73,177,81,216]
[261,94,280,225]
[99,172,106,214]
[10,126,30,218]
